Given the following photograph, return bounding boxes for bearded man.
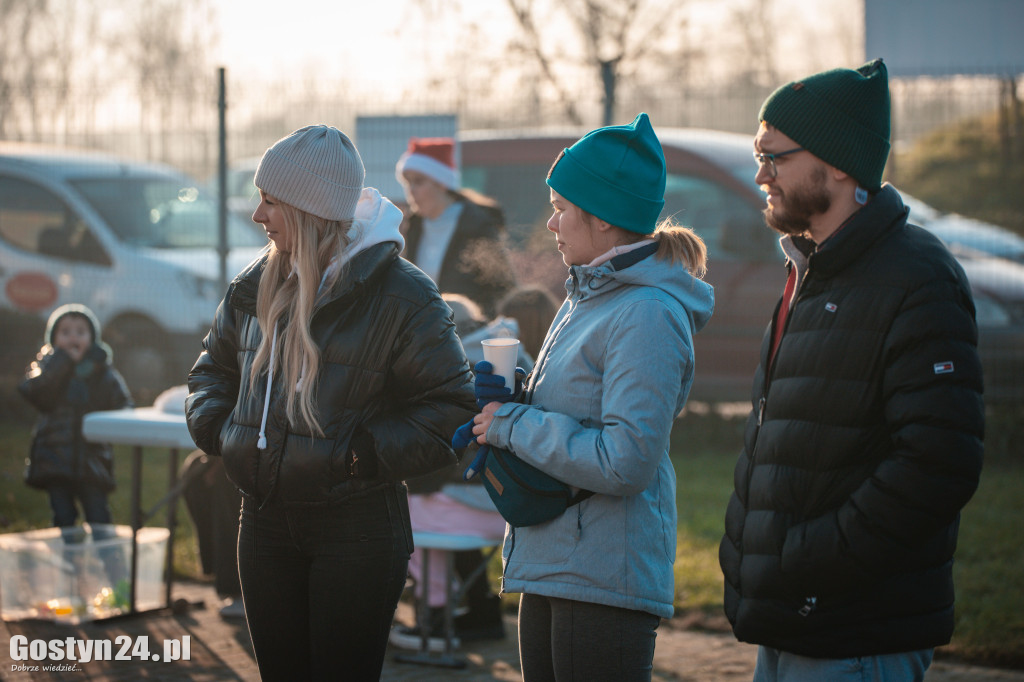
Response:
[719,59,985,682]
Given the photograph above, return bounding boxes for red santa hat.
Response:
[395,137,459,190]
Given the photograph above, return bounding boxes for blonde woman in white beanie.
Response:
[185,125,476,681]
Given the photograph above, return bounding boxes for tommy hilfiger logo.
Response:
[934,361,955,374]
[825,302,837,312]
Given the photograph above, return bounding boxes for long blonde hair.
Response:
[248,202,354,436]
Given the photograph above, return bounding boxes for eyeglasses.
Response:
[753,147,805,178]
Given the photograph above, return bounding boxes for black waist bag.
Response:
[481,447,593,527]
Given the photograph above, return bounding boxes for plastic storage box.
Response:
[0,524,168,622]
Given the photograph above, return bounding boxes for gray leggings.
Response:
[518,593,660,682]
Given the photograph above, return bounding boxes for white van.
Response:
[0,143,265,400]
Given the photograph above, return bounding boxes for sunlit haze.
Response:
[212,0,858,94]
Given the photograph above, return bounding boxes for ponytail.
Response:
[652,219,707,278]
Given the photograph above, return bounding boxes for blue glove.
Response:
[462,444,491,481]
[473,361,527,409]
[452,423,490,481]
[452,420,475,450]
[453,362,527,480]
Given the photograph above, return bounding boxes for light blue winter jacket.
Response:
[484,243,714,619]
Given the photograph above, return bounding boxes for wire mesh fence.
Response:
[1,66,1022,414]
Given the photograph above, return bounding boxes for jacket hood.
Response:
[45,303,102,346]
[42,303,114,361]
[346,187,405,258]
[569,248,714,335]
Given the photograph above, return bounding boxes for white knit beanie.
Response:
[254,125,365,221]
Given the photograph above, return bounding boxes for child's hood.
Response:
[43,303,113,362]
[45,303,103,346]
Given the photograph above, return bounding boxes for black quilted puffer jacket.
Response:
[18,345,132,493]
[185,243,476,507]
[719,185,985,658]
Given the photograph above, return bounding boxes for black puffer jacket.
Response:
[185,242,476,507]
[18,345,132,492]
[719,185,984,658]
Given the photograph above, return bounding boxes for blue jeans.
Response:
[237,486,412,681]
[754,646,934,682]
[518,593,661,682]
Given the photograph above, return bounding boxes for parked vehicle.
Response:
[207,156,261,226]
[459,128,1024,404]
[0,143,266,400]
[902,193,1024,264]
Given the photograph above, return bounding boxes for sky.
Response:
[210,0,858,94]
[211,0,505,92]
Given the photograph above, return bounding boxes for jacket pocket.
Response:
[511,504,581,565]
[328,430,355,483]
[217,413,254,495]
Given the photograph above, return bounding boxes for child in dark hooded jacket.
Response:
[18,303,132,531]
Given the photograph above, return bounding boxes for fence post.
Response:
[218,67,228,295]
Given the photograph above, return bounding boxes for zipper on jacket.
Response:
[503,528,516,580]
[798,596,817,616]
[526,295,577,404]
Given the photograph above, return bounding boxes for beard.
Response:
[763,166,831,236]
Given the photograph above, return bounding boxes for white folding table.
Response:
[82,407,195,616]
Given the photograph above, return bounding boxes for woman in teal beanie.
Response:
[468,113,715,681]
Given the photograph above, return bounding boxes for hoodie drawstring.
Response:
[257,325,278,450]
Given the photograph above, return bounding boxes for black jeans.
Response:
[518,592,661,682]
[237,486,412,681]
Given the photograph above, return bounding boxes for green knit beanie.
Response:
[759,58,891,192]
[546,112,666,234]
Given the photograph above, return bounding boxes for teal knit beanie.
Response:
[759,58,891,192]
[546,113,666,234]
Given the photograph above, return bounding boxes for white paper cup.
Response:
[480,338,520,392]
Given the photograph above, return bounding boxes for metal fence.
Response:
[0,70,1017,187]
[1,68,1022,411]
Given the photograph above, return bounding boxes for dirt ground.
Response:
[3,581,1023,681]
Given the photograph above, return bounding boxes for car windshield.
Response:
[70,176,266,249]
[711,152,764,194]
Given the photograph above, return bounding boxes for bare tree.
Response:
[0,0,53,138]
[505,0,585,124]
[730,0,779,88]
[504,0,694,126]
[121,0,210,159]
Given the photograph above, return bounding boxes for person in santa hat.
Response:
[396,137,516,315]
